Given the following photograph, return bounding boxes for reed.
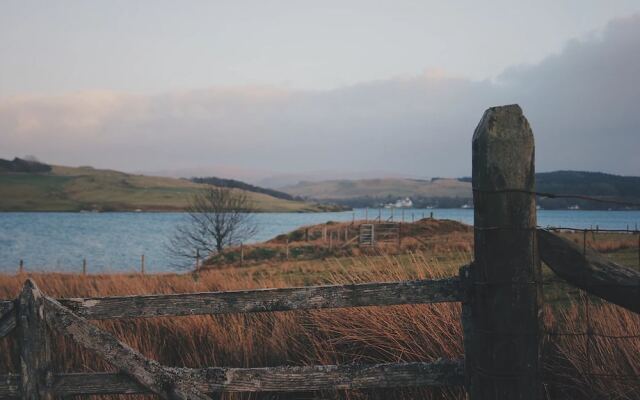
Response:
[1,246,638,399]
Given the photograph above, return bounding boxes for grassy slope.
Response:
[0,165,322,212]
[281,178,471,199]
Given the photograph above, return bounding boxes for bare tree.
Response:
[168,187,257,268]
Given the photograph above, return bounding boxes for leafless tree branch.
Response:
[167,187,257,269]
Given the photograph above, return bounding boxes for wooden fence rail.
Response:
[538,229,640,313]
[0,277,461,339]
[1,105,637,399]
[0,360,464,397]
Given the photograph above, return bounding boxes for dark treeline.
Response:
[457,171,640,210]
[190,176,302,202]
[536,171,640,198]
[0,157,51,173]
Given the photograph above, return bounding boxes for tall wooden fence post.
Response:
[467,104,542,399]
[18,279,53,400]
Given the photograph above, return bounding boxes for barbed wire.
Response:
[472,187,640,393]
[472,188,640,208]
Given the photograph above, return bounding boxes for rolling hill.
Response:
[281,178,470,200]
[0,158,329,212]
[281,172,640,210]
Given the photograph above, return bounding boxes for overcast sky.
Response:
[1,1,639,183]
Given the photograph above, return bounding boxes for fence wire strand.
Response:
[472,188,640,398]
[540,225,640,384]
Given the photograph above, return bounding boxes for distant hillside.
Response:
[191,176,301,202]
[281,171,640,210]
[282,178,470,200]
[0,160,329,212]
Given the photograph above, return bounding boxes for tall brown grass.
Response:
[1,249,638,399]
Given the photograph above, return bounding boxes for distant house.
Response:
[384,197,413,208]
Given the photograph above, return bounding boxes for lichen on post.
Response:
[467,104,542,399]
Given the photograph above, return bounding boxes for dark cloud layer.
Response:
[1,15,638,180]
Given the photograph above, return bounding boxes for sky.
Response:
[1,1,639,185]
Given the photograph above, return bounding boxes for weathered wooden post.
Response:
[18,279,53,400]
[140,255,145,275]
[82,258,87,275]
[19,259,24,274]
[466,104,542,399]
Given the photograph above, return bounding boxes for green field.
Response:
[0,165,326,212]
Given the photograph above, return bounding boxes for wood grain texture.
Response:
[17,279,53,400]
[0,300,16,338]
[182,360,464,392]
[1,360,463,396]
[0,374,19,398]
[538,229,640,313]
[57,278,462,320]
[41,295,211,400]
[470,104,542,399]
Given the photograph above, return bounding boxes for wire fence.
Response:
[473,189,640,398]
[541,225,640,391]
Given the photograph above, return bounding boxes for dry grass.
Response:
[208,219,473,267]
[562,231,639,253]
[0,252,468,400]
[544,300,640,400]
[0,230,638,399]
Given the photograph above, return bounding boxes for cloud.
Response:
[1,15,639,179]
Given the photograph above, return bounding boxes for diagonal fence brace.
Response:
[39,287,211,400]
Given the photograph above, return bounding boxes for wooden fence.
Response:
[0,278,465,399]
[1,104,638,399]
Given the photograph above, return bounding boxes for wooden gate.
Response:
[359,223,374,246]
[359,223,399,247]
[0,278,464,398]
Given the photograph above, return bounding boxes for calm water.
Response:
[0,209,638,273]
